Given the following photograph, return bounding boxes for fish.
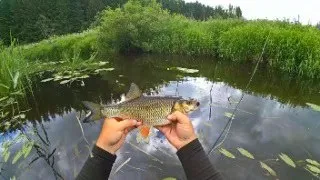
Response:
[82,83,200,143]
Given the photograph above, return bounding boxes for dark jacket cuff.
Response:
[177,138,202,160]
[92,145,117,162]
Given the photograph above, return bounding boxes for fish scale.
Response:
[117,96,180,126]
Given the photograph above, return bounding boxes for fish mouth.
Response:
[196,102,200,107]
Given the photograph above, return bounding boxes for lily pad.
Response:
[219,148,235,159]
[12,150,23,164]
[306,159,320,167]
[260,161,277,176]
[3,151,10,163]
[237,148,254,159]
[306,103,320,112]
[279,153,296,168]
[306,164,320,174]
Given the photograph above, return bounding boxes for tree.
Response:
[316,22,320,30]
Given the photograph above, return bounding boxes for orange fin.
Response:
[140,126,150,138]
[136,126,151,143]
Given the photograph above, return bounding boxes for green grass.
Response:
[97,0,320,79]
[19,29,98,61]
[219,22,320,78]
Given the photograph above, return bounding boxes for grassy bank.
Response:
[98,0,320,78]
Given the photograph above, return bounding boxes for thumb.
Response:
[167,111,189,124]
[118,119,138,130]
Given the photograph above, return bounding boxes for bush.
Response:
[98,0,171,54]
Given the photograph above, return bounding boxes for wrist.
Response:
[96,137,116,155]
[177,135,197,150]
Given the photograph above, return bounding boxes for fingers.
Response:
[167,111,190,124]
[155,125,171,135]
[118,119,140,130]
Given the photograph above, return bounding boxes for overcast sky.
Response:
[184,0,319,25]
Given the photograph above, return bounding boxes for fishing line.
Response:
[207,33,270,155]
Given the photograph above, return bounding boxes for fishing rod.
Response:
[207,33,270,155]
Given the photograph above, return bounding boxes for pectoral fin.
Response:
[136,126,151,144]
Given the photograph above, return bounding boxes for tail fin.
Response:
[82,101,102,122]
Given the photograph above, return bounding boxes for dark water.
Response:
[1,55,320,180]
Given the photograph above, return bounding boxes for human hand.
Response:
[96,118,141,154]
[156,111,197,150]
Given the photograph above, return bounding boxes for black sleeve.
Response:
[177,139,223,180]
[76,145,117,180]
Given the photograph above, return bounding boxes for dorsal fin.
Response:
[125,83,142,101]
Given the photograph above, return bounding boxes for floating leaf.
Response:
[162,178,177,180]
[13,72,20,89]
[23,142,34,158]
[237,148,254,159]
[10,176,16,180]
[224,112,235,119]
[306,159,320,167]
[279,153,296,168]
[260,162,277,176]
[41,78,54,83]
[3,151,10,162]
[167,67,199,73]
[306,103,320,112]
[306,164,320,174]
[94,68,115,73]
[60,79,71,85]
[219,148,235,159]
[12,150,23,164]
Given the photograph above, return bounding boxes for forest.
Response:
[0,0,242,44]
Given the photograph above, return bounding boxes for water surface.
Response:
[1,55,320,180]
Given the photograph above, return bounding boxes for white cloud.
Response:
[184,0,320,25]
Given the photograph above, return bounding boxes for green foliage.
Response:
[98,0,171,53]
[219,22,320,78]
[20,29,98,61]
[0,0,242,45]
[97,1,320,79]
[0,44,28,98]
[98,1,244,56]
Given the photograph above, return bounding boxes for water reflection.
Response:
[0,55,319,179]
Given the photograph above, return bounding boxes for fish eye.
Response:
[186,101,191,105]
